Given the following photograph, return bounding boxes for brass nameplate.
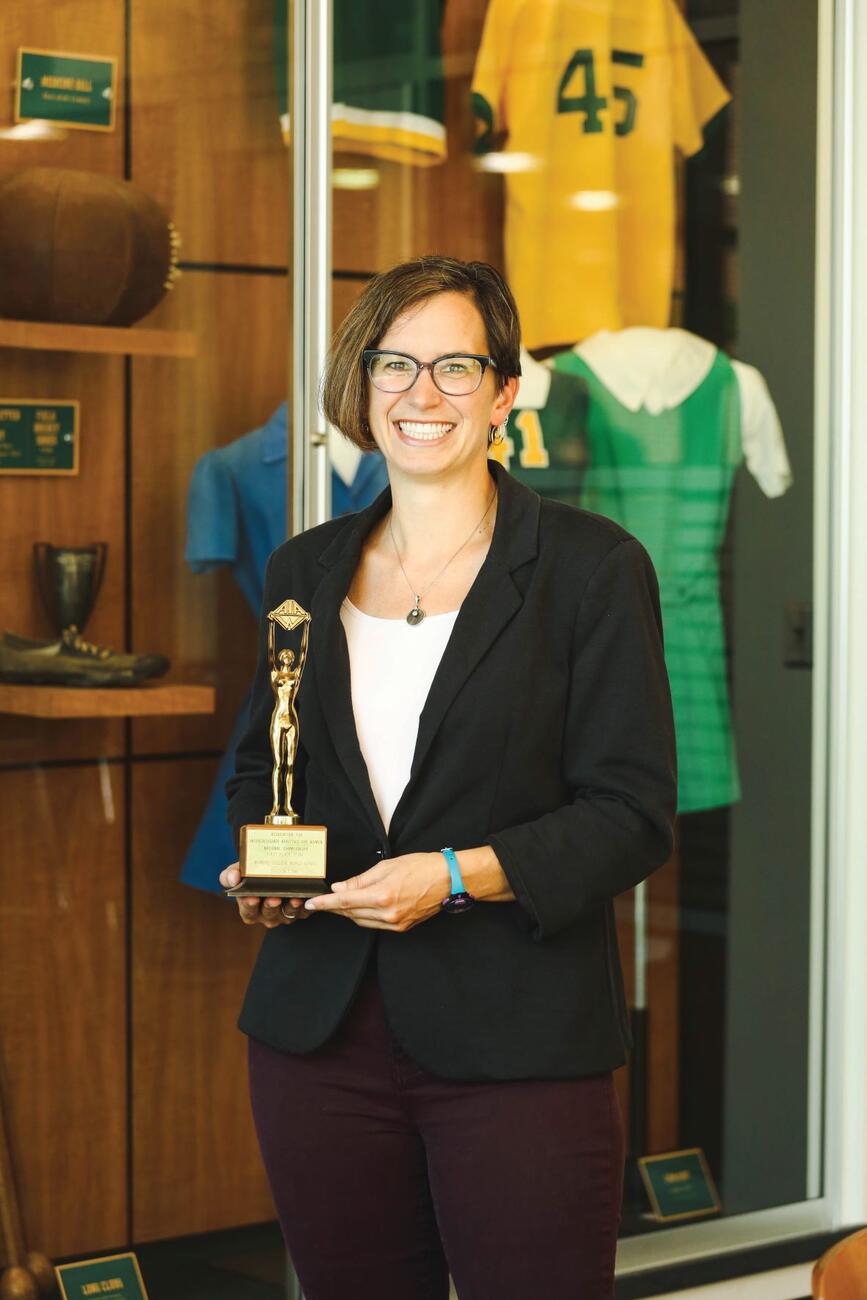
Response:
[56,1251,149,1299]
[638,1148,721,1222]
[0,400,79,475]
[17,48,117,132]
[242,824,327,878]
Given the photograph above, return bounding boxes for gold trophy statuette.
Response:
[226,599,328,899]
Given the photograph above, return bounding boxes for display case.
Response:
[1,0,865,1294]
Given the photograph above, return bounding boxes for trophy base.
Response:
[226,879,329,899]
[226,822,328,900]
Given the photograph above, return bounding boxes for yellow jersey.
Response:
[471,0,730,348]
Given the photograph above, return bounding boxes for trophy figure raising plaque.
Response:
[226,599,328,899]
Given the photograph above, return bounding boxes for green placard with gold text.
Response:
[17,48,117,131]
[56,1252,149,1300]
[639,1148,721,1223]
[0,400,79,475]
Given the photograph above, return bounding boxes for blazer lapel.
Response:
[308,463,540,847]
[310,489,392,843]
[389,463,539,839]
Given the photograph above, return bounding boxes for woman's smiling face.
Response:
[367,290,516,482]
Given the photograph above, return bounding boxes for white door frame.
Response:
[291,0,332,536]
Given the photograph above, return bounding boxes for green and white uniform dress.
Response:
[554,328,791,814]
[274,0,446,165]
[489,349,589,507]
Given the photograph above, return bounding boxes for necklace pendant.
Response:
[407,600,425,626]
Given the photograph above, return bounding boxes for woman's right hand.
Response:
[220,862,311,928]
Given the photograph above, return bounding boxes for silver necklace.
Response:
[389,489,498,626]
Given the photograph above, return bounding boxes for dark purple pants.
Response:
[248,966,624,1300]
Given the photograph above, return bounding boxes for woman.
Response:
[221,256,676,1300]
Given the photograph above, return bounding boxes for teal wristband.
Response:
[440,847,475,914]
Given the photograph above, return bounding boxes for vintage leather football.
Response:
[0,167,181,325]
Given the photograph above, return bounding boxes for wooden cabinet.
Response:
[0,766,127,1258]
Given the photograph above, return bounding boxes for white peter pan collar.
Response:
[573,327,717,415]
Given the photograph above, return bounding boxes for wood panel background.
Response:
[131,761,272,1240]
[0,0,124,182]
[0,352,126,766]
[0,0,127,765]
[126,0,293,1243]
[0,3,130,1257]
[130,0,289,267]
[0,765,126,1259]
[0,0,686,1263]
[130,272,288,759]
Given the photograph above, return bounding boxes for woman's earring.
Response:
[489,415,508,446]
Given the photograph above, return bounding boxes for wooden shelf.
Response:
[0,318,197,358]
[0,681,215,718]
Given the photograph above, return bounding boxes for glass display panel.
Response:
[0,0,824,1281]
[326,0,822,1238]
[0,0,293,1259]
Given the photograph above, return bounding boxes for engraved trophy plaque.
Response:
[226,599,328,899]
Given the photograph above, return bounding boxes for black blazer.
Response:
[226,461,676,1080]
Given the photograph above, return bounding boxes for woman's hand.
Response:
[304,852,451,931]
[219,862,311,928]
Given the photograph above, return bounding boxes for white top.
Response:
[570,327,793,499]
[340,598,458,831]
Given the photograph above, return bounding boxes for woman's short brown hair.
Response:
[322,255,522,451]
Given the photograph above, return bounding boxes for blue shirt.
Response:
[185,401,388,613]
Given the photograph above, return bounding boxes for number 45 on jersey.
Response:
[558,49,645,136]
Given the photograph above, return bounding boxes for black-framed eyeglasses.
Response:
[362,349,497,396]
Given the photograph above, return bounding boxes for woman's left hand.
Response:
[304,852,451,931]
